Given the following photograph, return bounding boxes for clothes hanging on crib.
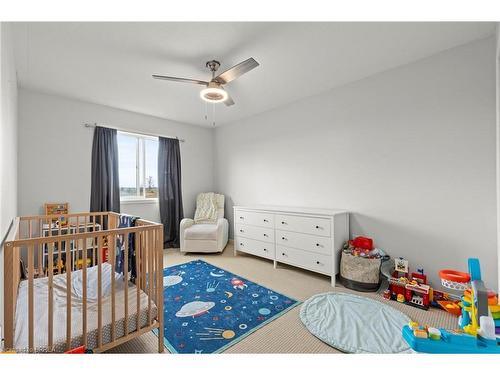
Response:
[116,214,138,278]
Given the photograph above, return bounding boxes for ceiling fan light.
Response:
[200,86,228,103]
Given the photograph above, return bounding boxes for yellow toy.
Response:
[76,258,92,270]
[409,321,419,330]
[413,328,427,338]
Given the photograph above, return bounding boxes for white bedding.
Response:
[14,264,157,353]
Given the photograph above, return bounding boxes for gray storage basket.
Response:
[340,253,383,292]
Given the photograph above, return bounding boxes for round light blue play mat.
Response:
[300,292,412,353]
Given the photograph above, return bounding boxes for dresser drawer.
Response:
[234,210,274,228]
[235,224,274,243]
[275,214,331,237]
[276,230,332,256]
[276,245,332,275]
[235,237,275,260]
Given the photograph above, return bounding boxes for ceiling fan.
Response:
[152,57,259,106]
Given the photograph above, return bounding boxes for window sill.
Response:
[120,198,158,205]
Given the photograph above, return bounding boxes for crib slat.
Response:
[75,217,79,273]
[82,238,88,348]
[110,234,116,342]
[48,242,54,352]
[135,231,141,332]
[152,230,156,305]
[124,234,129,336]
[58,223,62,274]
[40,218,47,276]
[66,238,72,350]
[28,245,34,353]
[157,227,164,353]
[38,245,43,277]
[147,230,152,325]
[93,215,97,266]
[141,230,147,292]
[97,235,103,348]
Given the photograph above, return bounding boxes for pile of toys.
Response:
[342,236,387,259]
[402,258,500,353]
[383,257,432,310]
[407,321,443,340]
[460,288,500,336]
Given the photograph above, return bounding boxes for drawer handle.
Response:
[263,234,268,237]
[263,248,268,252]
[315,225,320,229]
[240,216,244,219]
[316,261,321,265]
[316,243,320,247]
[281,221,286,225]
[239,229,244,232]
[263,219,268,222]
[281,252,286,256]
[240,243,244,246]
[282,237,286,240]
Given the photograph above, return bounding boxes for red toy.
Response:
[385,258,431,310]
[65,346,86,354]
[351,236,373,250]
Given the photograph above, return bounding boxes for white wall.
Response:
[18,89,214,222]
[215,37,498,289]
[496,23,500,295]
[0,22,19,340]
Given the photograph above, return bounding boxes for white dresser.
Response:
[233,205,349,286]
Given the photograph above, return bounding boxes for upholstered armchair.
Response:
[180,193,229,253]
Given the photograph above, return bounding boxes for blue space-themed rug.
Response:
[156,259,300,353]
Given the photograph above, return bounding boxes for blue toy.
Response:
[402,258,500,353]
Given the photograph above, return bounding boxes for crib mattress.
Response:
[14,264,158,353]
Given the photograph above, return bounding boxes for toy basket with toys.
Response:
[339,237,388,292]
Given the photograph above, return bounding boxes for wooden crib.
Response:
[3,212,164,353]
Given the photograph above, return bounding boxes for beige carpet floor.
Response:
[106,242,457,354]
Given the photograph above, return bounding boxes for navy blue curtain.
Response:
[90,126,121,216]
[158,137,183,248]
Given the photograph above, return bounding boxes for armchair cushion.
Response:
[184,223,218,240]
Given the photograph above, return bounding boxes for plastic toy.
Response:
[76,258,91,270]
[439,269,470,291]
[428,327,441,340]
[64,345,93,354]
[431,289,461,313]
[351,236,373,250]
[386,258,431,310]
[383,289,391,299]
[436,300,461,316]
[402,258,500,353]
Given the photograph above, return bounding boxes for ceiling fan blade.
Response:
[152,75,208,86]
[224,93,235,106]
[214,57,259,85]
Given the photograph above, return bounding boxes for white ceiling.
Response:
[12,22,495,127]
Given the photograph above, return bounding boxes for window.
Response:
[117,131,158,201]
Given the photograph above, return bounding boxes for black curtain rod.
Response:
[84,123,186,143]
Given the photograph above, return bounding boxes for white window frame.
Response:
[118,130,159,203]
